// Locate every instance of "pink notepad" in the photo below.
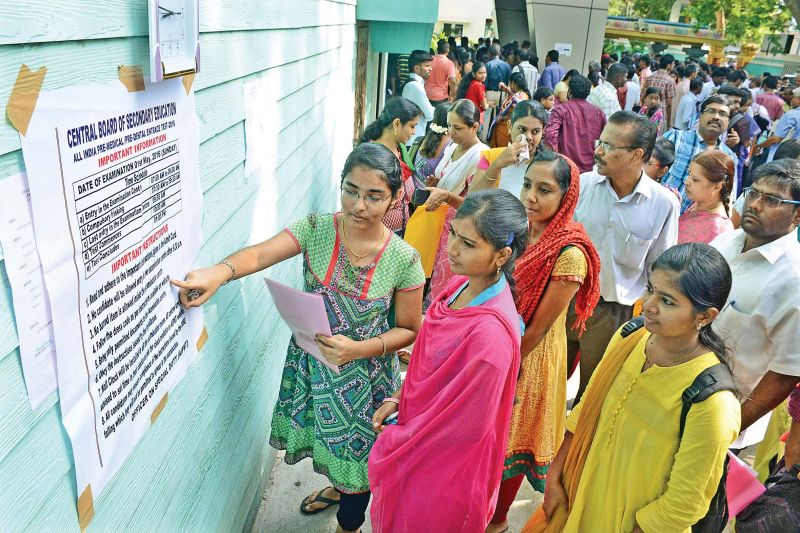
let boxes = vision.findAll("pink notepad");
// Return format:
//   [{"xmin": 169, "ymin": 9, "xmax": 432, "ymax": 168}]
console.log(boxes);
[
  {"xmin": 727, "ymin": 451, "xmax": 766, "ymax": 516},
  {"xmin": 265, "ymin": 278, "xmax": 339, "ymax": 374}
]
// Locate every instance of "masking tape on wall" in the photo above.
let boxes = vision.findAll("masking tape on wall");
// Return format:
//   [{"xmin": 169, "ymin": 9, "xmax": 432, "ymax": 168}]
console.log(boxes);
[
  {"xmin": 117, "ymin": 65, "xmax": 145, "ymax": 93},
  {"xmin": 6, "ymin": 64, "xmax": 46, "ymax": 136}
]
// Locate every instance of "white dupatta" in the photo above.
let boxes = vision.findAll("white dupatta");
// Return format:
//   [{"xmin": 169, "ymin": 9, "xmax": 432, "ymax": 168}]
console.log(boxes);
[{"xmin": 434, "ymin": 141, "xmax": 489, "ymax": 194}]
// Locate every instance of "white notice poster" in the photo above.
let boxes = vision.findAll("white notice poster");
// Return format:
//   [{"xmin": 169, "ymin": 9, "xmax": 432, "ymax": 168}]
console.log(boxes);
[
  {"xmin": 20, "ymin": 78, "xmax": 204, "ymax": 502},
  {"xmin": 555, "ymin": 42, "xmax": 573, "ymax": 57},
  {"xmin": 0, "ymin": 171, "xmax": 58, "ymax": 408}
]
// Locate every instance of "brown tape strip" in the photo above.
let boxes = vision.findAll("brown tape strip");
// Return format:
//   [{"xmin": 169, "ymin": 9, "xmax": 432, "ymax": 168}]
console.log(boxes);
[
  {"xmin": 182, "ymin": 73, "xmax": 195, "ymax": 95},
  {"xmin": 196, "ymin": 326, "xmax": 208, "ymax": 351},
  {"xmin": 78, "ymin": 484, "xmax": 94, "ymax": 532},
  {"xmin": 118, "ymin": 65, "xmax": 145, "ymax": 93},
  {"xmin": 150, "ymin": 392, "xmax": 169, "ymax": 424},
  {"xmin": 6, "ymin": 64, "xmax": 46, "ymax": 136}
]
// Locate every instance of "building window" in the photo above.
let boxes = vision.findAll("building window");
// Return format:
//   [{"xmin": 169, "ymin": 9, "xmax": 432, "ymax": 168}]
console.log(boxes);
[{"xmin": 442, "ymin": 23, "xmax": 464, "ymax": 37}]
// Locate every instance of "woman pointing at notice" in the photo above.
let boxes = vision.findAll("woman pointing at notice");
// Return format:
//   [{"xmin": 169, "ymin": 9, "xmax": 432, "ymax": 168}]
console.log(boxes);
[{"xmin": 171, "ymin": 143, "xmax": 425, "ymax": 533}]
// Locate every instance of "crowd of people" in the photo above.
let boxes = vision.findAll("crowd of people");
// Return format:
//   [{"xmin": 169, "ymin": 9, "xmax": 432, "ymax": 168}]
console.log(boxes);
[{"xmin": 170, "ymin": 37, "xmax": 800, "ymax": 533}]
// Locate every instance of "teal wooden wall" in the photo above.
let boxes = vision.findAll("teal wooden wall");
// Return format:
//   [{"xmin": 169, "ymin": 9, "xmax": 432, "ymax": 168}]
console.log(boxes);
[{"xmin": 0, "ymin": 1, "xmax": 357, "ymax": 530}]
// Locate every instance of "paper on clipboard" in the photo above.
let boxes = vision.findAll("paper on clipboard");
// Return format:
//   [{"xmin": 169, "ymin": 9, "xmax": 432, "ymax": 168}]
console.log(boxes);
[{"xmin": 265, "ymin": 278, "xmax": 339, "ymax": 374}]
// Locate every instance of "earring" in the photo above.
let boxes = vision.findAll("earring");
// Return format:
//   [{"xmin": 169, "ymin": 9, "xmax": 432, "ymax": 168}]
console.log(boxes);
[
  {"xmin": 496, "ymin": 265, "xmax": 501, "ymax": 277},
  {"xmin": 696, "ymin": 323, "xmax": 703, "ymax": 331}
]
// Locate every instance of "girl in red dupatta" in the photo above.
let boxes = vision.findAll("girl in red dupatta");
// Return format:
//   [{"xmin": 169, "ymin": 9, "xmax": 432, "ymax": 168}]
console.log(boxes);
[
  {"xmin": 488, "ymin": 150, "xmax": 601, "ymax": 533},
  {"xmin": 368, "ymin": 189, "xmax": 529, "ymax": 533}
]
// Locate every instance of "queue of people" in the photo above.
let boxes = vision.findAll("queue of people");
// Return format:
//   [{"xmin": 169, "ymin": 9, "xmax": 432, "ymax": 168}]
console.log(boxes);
[{"xmin": 170, "ymin": 41, "xmax": 800, "ymax": 533}]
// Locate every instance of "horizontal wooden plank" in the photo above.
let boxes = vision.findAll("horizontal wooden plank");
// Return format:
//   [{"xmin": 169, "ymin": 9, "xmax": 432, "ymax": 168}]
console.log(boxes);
[
  {"xmin": 0, "ymin": 25, "xmax": 355, "ymax": 156},
  {"xmin": 20, "ymin": 475, "xmax": 80, "ymax": 532},
  {"xmin": 0, "ymin": 262, "xmax": 17, "ymax": 359},
  {"xmin": 0, "ymin": 0, "xmax": 354, "ymax": 45},
  {"xmin": 0, "ymin": 349, "xmax": 58, "ymax": 463},
  {"xmin": 194, "ymin": 25, "xmax": 355, "ymax": 91},
  {"xmin": 0, "ymin": 407, "xmax": 72, "ymax": 531},
  {"xmin": 195, "ymin": 51, "xmax": 343, "ymax": 143}
]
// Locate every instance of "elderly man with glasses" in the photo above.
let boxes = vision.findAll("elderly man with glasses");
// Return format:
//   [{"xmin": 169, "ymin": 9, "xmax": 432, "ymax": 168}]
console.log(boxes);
[
  {"xmin": 662, "ymin": 95, "xmax": 739, "ymax": 212},
  {"xmin": 567, "ymin": 110, "xmax": 680, "ymax": 403},
  {"xmin": 710, "ymin": 158, "xmax": 800, "ymax": 452}
]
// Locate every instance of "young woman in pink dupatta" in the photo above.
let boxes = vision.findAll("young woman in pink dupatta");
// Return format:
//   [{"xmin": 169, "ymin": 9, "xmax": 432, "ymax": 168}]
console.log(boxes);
[{"xmin": 368, "ymin": 189, "xmax": 529, "ymax": 533}]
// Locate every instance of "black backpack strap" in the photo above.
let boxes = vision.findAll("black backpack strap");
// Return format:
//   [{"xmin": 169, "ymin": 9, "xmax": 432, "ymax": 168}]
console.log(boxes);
[
  {"xmin": 620, "ymin": 315, "xmax": 645, "ymax": 338},
  {"xmin": 679, "ymin": 363, "xmax": 736, "ymax": 440}
]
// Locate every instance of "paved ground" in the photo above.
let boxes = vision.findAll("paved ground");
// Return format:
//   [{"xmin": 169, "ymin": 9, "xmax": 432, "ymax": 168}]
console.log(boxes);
[
  {"xmin": 252, "ymin": 365, "xmax": 579, "ymax": 533},
  {"xmin": 253, "ymin": 449, "xmax": 543, "ymax": 533}
]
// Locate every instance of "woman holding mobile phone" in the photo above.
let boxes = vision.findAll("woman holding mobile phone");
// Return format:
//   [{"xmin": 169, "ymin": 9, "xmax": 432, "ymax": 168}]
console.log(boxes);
[
  {"xmin": 471, "ymin": 100, "xmax": 549, "ymax": 195},
  {"xmin": 369, "ymin": 189, "xmax": 528, "ymax": 533},
  {"xmin": 171, "ymin": 143, "xmax": 425, "ymax": 533}
]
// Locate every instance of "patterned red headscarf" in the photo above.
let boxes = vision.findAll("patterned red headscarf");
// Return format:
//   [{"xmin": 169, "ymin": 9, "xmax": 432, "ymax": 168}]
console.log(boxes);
[{"xmin": 513, "ymin": 155, "xmax": 601, "ymax": 334}]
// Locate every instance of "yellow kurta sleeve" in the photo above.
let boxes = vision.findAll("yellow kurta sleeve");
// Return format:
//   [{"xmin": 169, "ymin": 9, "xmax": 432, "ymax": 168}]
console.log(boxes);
[
  {"xmin": 565, "ymin": 396, "xmax": 583, "ymax": 434},
  {"xmin": 635, "ymin": 391, "xmax": 741, "ymax": 532}
]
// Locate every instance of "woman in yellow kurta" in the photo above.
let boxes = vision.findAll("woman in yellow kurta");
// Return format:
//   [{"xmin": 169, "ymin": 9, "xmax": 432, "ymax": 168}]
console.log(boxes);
[{"xmin": 523, "ymin": 243, "xmax": 741, "ymax": 533}]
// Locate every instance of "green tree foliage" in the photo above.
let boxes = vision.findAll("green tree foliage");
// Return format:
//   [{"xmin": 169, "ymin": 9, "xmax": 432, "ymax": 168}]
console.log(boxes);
[
  {"xmin": 684, "ymin": 0, "xmax": 792, "ymax": 44},
  {"xmin": 608, "ymin": 0, "xmax": 674, "ymax": 20}
]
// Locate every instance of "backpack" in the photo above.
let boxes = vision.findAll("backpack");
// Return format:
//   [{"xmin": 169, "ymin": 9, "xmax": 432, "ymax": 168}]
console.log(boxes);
[{"xmin": 621, "ymin": 317, "xmax": 736, "ymax": 533}]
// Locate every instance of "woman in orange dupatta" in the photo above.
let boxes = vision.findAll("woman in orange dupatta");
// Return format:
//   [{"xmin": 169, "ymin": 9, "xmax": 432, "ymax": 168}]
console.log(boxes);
[{"xmin": 523, "ymin": 243, "xmax": 740, "ymax": 533}]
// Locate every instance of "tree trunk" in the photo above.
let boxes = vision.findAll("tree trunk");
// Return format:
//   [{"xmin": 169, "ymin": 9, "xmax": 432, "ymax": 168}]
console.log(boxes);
[{"xmin": 786, "ymin": 0, "xmax": 800, "ymax": 29}]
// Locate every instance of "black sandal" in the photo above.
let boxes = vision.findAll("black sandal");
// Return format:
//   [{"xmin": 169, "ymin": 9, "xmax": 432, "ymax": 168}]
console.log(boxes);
[{"xmin": 299, "ymin": 486, "xmax": 340, "ymax": 515}]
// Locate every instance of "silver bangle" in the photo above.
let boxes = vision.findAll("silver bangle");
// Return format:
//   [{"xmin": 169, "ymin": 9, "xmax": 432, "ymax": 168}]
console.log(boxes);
[{"xmin": 220, "ymin": 260, "xmax": 236, "ymax": 284}]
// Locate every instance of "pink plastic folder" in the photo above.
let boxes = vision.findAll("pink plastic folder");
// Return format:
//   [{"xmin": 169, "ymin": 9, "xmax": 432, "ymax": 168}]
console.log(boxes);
[
  {"xmin": 727, "ymin": 450, "xmax": 766, "ymax": 516},
  {"xmin": 265, "ymin": 278, "xmax": 339, "ymax": 374}
]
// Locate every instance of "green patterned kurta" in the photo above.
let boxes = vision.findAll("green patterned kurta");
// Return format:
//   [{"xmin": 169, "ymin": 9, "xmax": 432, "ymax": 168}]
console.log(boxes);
[{"xmin": 269, "ymin": 213, "xmax": 424, "ymax": 493}]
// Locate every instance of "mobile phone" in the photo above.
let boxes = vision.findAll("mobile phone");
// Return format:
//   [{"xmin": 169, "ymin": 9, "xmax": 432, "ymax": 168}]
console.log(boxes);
[
  {"xmin": 516, "ymin": 133, "xmax": 530, "ymax": 162},
  {"xmin": 412, "ymin": 189, "xmax": 431, "ymax": 207},
  {"xmin": 383, "ymin": 412, "xmax": 399, "ymax": 425}
]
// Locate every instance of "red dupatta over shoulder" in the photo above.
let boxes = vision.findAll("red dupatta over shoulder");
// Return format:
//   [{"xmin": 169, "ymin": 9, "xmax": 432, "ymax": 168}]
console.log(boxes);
[
  {"xmin": 514, "ymin": 155, "xmax": 600, "ymax": 333},
  {"xmin": 368, "ymin": 275, "xmax": 522, "ymax": 533}
]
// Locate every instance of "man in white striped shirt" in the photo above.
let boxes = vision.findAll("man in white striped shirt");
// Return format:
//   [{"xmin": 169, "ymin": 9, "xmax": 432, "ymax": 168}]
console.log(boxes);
[
  {"xmin": 511, "ymin": 49, "xmax": 539, "ymax": 92},
  {"xmin": 588, "ymin": 63, "xmax": 626, "ymax": 118}
]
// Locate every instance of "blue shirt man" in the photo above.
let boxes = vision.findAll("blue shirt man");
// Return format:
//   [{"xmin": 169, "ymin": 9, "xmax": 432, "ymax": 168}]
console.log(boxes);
[
  {"xmin": 484, "ymin": 44, "xmax": 511, "ymax": 91},
  {"xmin": 662, "ymin": 95, "xmax": 738, "ymax": 212},
  {"xmin": 539, "ymin": 50, "xmax": 566, "ymax": 91}
]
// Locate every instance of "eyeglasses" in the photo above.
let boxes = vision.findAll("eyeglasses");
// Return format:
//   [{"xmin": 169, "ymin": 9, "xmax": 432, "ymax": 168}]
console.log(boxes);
[
  {"xmin": 743, "ymin": 187, "xmax": 800, "ymax": 208},
  {"xmin": 701, "ymin": 108, "xmax": 731, "ymax": 119},
  {"xmin": 645, "ymin": 159, "xmax": 665, "ymax": 168},
  {"xmin": 340, "ymin": 187, "xmax": 391, "ymax": 205},
  {"xmin": 594, "ymin": 139, "xmax": 635, "ymax": 152}
]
